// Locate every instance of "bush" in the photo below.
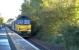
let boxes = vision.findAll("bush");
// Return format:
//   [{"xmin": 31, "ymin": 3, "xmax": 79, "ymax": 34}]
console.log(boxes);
[{"xmin": 61, "ymin": 24, "xmax": 79, "ymax": 50}]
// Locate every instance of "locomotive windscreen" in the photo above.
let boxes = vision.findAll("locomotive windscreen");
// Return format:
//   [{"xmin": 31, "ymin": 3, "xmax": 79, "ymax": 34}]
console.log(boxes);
[{"xmin": 15, "ymin": 20, "xmax": 31, "ymax": 24}]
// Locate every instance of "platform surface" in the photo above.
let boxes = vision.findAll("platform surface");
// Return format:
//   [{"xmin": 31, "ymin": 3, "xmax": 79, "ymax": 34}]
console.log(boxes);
[
  {"xmin": 0, "ymin": 26, "xmax": 40, "ymax": 50},
  {"xmin": 0, "ymin": 27, "xmax": 11, "ymax": 50},
  {"xmin": 7, "ymin": 29, "xmax": 40, "ymax": 50}
]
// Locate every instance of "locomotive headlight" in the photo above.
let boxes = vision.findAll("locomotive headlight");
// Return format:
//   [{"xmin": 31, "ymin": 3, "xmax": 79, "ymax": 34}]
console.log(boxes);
[
  {"xmin": 27, "ymin": 29, "xmax": 31, "ymax": 32},
  {"xmin": 27, "ymin": 29, "xmax": 31, "ymax": 34},
  {"xmin": 27, "ymin": 25, "xmax": 31, "ymax": 32},
  {"xmin": 27, "ymin": 25, "xmax": 31, "ymax": 33}
]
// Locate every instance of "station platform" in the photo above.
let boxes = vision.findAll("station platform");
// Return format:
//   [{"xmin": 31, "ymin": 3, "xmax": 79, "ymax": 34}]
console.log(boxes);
[
  {"xmin": 0, "ymin": 27, "xmax": 11, "ymax": 50},
  {"xmin": 0, "ymin": 27, "xmax": 40, "ymax": 50}
]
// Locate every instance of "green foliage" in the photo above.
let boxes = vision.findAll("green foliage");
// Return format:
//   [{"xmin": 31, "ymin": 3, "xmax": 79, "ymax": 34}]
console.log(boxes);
[
  {"xmin": 21, "ymin": 0, "xmax": 79, "ymax": 50},
  {"xmin": 0, "ymin": 18, "xmax": 3, "ymax": 24},
  {"xmin": 61, "ymin": 23, "xmax": 79, "ymax": 50}
]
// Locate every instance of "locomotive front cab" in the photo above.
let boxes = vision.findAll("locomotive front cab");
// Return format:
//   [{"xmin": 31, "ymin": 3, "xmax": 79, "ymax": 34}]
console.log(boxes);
[
  {"xmin": 15, "ymin": 16, "xmax": 32, "ymax": 37},
  {"xmin": 16, "ymin": 24, "xmax": 31, "ymax": 32}
]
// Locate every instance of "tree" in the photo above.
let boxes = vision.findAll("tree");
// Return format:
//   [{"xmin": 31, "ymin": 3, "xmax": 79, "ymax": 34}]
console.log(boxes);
[
  {"xmin": 21, "ymin": 1, "xmax": 79, "ymax": 49},
  {"xmin": 0, "ymin": 17, "xmax": 3, "ymax": 24}
]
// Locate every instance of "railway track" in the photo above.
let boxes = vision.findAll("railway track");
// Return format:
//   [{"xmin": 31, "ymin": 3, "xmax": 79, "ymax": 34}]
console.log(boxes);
[
  {"xmin": 25, "ymin": 37, "xmax": 65, "ymax": 50},
  {"xmin": 26, "ymin": 37, "xmax": 50, "ymax": 50}
]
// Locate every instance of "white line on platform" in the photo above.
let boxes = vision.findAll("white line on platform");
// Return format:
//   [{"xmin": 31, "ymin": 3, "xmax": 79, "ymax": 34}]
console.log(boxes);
[{"xmin": 0, "ymin": 33, "xmax": 6, "ymax": 35}]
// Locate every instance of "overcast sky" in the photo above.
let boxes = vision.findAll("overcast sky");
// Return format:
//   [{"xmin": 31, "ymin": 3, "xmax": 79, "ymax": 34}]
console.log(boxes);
[{"xmin": 0, "ymin": 0, "xmax": 23, "ymax": 22}]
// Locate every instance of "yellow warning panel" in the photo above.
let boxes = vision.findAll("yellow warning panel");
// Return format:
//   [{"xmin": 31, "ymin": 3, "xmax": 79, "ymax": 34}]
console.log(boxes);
[{"xmin": 16, "ymin": 25, "xmax": 31, "ymax": 31}]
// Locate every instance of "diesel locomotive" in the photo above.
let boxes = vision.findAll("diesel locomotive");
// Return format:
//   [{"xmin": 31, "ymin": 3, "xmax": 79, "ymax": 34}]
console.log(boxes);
[{"xmin": 9, "ymin": 16, "xmax": 32, "ymax": 37}]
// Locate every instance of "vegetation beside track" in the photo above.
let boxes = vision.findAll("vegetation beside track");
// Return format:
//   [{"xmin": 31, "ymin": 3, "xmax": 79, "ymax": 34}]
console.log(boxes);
[{"xmin": 21, "ymin": 0, "xmax": 79, "ymax": 50}]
